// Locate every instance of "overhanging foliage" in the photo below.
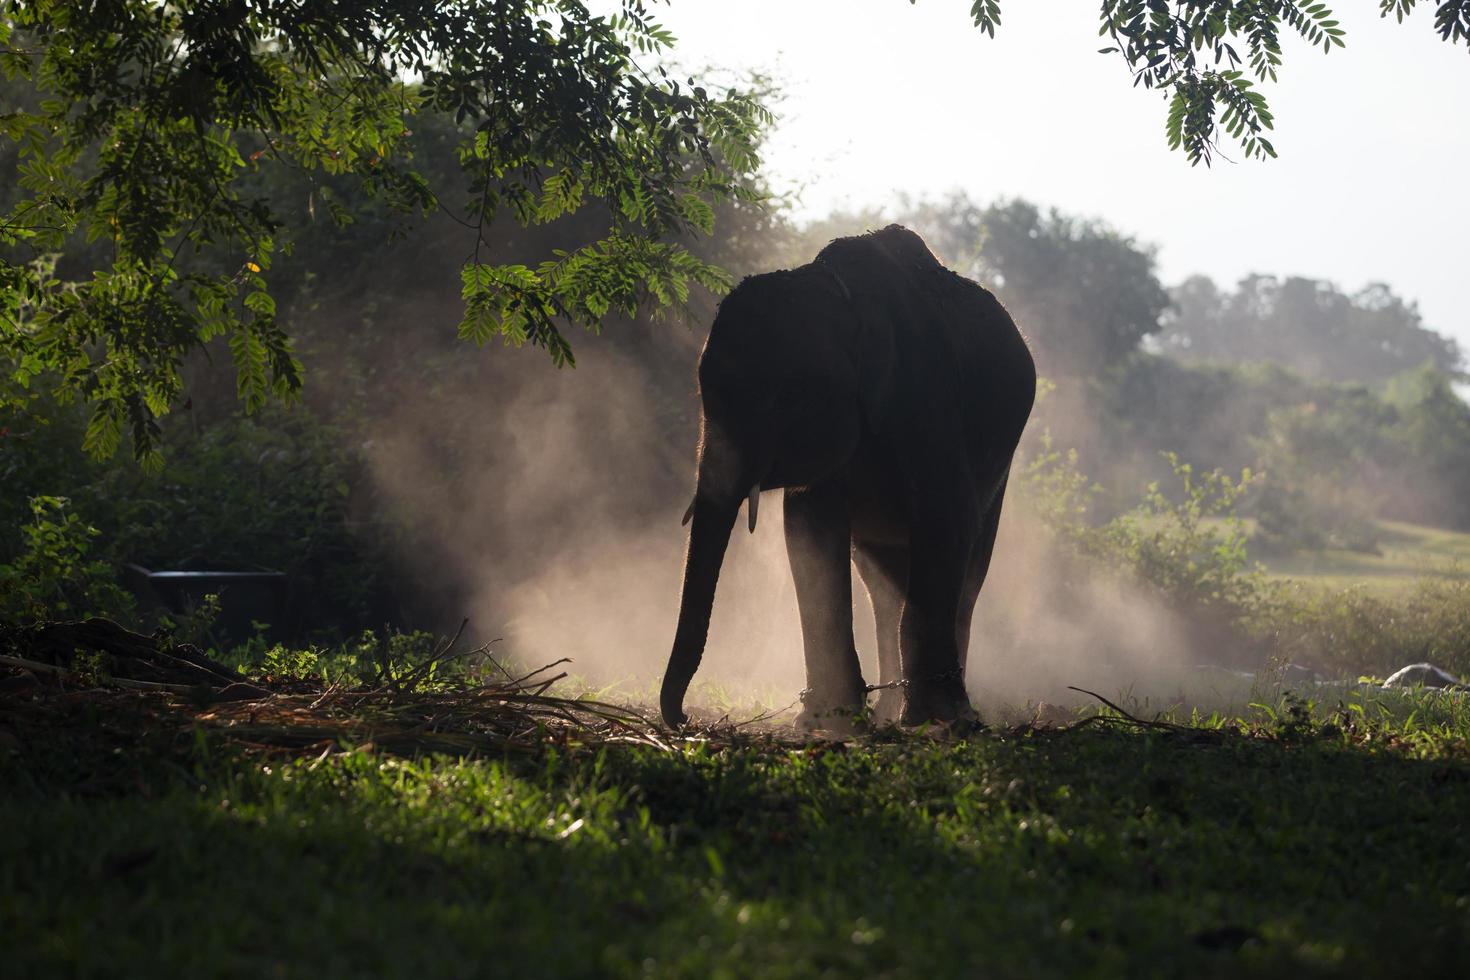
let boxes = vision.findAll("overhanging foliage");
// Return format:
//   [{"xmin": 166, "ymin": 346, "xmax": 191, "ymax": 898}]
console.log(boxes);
[
  {"xmin": 957, "ymin": 0, "xmax": 1470, "ymax": 165},
  {"xmin": 0, "ymin": 0, "xmax": 767, "ymax": 464}
]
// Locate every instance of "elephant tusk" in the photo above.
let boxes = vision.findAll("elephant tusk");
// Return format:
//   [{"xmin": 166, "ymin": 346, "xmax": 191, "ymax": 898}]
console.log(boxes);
[
  {"xmin": 747, "ymin": 484, "xmax": 760, "ymax": 533},
  {"xmin": 681, "ymin": 498, "xmax": 695, "ymax": 526}
]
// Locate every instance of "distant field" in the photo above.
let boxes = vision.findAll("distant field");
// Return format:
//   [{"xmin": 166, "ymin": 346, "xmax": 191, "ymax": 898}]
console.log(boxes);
[{"xmin": 1253, "ymin": 520, "xmax": 1470, "ymax": 595}]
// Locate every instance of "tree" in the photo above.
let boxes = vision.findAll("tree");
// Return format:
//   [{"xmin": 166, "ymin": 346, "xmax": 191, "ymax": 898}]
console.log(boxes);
[
  {"xmin": 977, "ymin": 200, "xmax": 1169, "ymax": 372},
  {"xmin": 1157, "ymin": 273, "xmax": 1462, "ymax": 382},
  {"xmin": 1, "ymin": 1, "xmax": 767, "ymax": 463},
  {"xmin": 895, "ymin": 195, "xmax": 1169, "ymax": 374},
  {"xmin": 958, "ymin": 0, "xmax": 1470, "ymax": 165},
  {"xmin": 801, "ymin": 194, "xmax": 1168, "ymax": 373}
]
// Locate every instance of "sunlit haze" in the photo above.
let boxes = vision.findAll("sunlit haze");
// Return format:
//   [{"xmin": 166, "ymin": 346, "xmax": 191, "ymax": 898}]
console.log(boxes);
[{"xmin": 647, "ymin": 0, "xmax": 1470, "ymax": 351}]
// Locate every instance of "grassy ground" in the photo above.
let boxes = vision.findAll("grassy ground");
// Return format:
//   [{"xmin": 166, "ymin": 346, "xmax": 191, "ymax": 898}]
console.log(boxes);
[
  {"xmin": 4, "ymin": 681, "xmax": 1470, "ymax": 979},
  {"xmin": 1254, "ymin": 519, "xmax": 1470, "ymax": 595}
]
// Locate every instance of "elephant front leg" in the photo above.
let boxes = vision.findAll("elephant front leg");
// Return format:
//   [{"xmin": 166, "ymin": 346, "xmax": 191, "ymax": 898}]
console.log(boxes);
[
  {"xmin": 784, "ymin": 483, "xmax": 867, "ymax": 733},
  {"xmin": 854, "ymin": 542, "xmax": 907, "ymax": 726}
]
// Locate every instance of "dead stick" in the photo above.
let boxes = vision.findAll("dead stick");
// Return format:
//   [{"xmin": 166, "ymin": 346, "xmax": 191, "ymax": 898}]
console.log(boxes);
[
  {"xmin": 509, "ymin": 658, "xmax": 573, "ymax": 688},
  {"xmin": 400, "ymin": 619, "xmax": 474, "ymax": 689},
  {"xmin": 1066, "ymin": 686, "xmax": 1195, "ymax": 733}
]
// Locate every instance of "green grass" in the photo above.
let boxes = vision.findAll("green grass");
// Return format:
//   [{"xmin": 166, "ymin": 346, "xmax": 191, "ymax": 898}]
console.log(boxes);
[
  {"xmin": 1251, "ymin": 519, "xmax": 1470, "ymax": 595},
  {"xmin": 4, "ymin": 690, "xmax": 1470, "ymax": 978}
]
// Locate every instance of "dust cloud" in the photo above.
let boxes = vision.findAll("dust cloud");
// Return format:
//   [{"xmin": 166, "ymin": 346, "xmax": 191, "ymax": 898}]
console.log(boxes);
[
  {"xmin": 361, "ymin": 332, "xmax": 808, "ymax": 711},
  {"xmin": 965, "ymin": 508, "xmax": 1207, "ymax": 719},
  {"xmin": 360, "ymin": 315, "xmax": 1245, "ymax": 725}
]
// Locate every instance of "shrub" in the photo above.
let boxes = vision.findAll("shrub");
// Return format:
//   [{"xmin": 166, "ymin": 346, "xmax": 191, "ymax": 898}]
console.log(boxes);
[
  {"xmin": 1099, "ymin": 452, "xmax": 1262, "ymax": 620},
  {"xmin": 1256, "ymin": 578, "xmax": 1470, "ymax": 679},
  {"xmin": 0, "ymin": 496, "xmax": 133, "ymax": 624},
  {"xmin": 217, "ymin": 627, "xmax": 474, "ymax": 691},
  {"xmin": 1017, "ymin": 427, "xmax": 1470, "ymax": 680}
]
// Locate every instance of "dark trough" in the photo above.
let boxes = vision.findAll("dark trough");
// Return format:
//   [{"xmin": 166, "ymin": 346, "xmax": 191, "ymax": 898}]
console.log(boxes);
[{"xmin": 122, "ymin": 564, "xmax": 289, "ymax": 644}]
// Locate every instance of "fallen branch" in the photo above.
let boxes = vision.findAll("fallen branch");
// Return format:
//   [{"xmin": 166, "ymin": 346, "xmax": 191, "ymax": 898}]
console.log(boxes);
[
  {"xmin": 0, "ymin": 618, "xmax": 243, "ymax": 687},
  {"xmin": 1064, "ymin": 686, "xmax": 1200, "ymax": 734},
  {"xmin": 1, "ymin": 620, "xmax": 804, "ymax": 760}
]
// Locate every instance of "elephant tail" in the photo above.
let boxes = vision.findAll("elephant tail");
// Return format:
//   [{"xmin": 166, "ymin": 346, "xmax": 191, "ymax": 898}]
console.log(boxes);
[{"xmin": 660, "ymin": 488, "xmax": 743, "ymax": 729}]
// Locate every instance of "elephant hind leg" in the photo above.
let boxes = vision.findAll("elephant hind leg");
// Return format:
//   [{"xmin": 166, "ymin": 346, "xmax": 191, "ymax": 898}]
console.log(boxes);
[
  {"xmin": 784, "ymin": 481, "xmax": 867, "ymax": 733},
  {"xmin": 956, "ymin": 474, "xmax": 1008, "ymax": 673},
  {"xmin": 854, "ymin": 542, "xmax": 907, "ymax": 725},
  {"xmin": 899, "ymin": 499, "xmax": 978, "ymax": 726}
]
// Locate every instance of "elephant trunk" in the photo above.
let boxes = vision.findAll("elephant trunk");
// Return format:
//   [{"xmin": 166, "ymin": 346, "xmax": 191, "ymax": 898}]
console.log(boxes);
[
  {"xmin": 662, "ymin": 413, "xmax": 764, "ymax": 728},
  {"xmin": 660, "ymin": 490, "xmax": 741, "ymax": 727}
]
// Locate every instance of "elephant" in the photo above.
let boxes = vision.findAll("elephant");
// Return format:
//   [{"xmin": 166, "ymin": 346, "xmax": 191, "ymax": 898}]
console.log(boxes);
[{"xmin": 659, "ymin": 225, "xmax": 1036, "ymax": 731}]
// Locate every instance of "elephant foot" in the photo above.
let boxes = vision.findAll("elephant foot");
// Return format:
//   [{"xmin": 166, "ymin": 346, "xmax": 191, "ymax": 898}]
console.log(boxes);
[
  {"xmin": 901, "ymin": 673, "xmax": 976, "ymax": 728},
  {"xmin": 794, "ymin": 686, "xmax": 868, "ymax": 737},
  {"xmin": 870, "ymin": 688, "xmax": 904, "ymax": 727},
  {"xmin": 795, "ymin": 709, "xmax": 868, "ymax": 738}
]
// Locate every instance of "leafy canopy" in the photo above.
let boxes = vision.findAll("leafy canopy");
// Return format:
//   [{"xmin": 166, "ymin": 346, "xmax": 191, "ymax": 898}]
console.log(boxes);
[
  {"xmin": 954, "ymin": 0, "xmax": 1470, "ymax": 165},
  {"xmin": 0, "ymin": 0, "xmax": 767, "ymax": 465}
]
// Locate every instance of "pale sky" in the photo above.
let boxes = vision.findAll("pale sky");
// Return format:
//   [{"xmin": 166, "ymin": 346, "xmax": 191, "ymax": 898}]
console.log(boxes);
[{"xmin": 647, "ymin": 0, "xmax": 1470, "ymax": 353}]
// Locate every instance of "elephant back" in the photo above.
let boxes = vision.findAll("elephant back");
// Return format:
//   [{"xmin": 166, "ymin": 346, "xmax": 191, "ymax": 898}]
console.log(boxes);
[{"xmin": 814, "ymin": 225, "xmax": 1036, "ymax": 488}]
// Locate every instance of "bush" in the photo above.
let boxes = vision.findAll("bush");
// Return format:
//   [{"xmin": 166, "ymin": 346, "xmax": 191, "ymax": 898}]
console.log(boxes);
[
  {"xmin": 1250, "ymin": 480, "xmax": 1381, "ymax": 556},
  {"xmin": 1256, "ymin": 578, "xmax": 1470, "ymax": 680},
  {"xmin": 214, "ymin": 626, "xmax": 478, "ymax": 692},
  {"xmin": 1017, "ymin": 427, "xmax": 1470, "ymax": 680},
  {"xmin": 1019, "ymin": 436, "xmax": 1262, "ymax": 619},
  {"xmin": 0, "ymin": 496, "xmax": 133, "ymax": 624},
  {"xmin": 1100, "ymin": 452, "xmax": 1262, "ymax": 620}
]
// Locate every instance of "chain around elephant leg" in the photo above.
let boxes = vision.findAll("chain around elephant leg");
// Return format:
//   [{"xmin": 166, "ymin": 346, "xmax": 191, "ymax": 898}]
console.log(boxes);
[{"xmin": 900, "ymin": 665, "xmax": 977, "ymax": 728}]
